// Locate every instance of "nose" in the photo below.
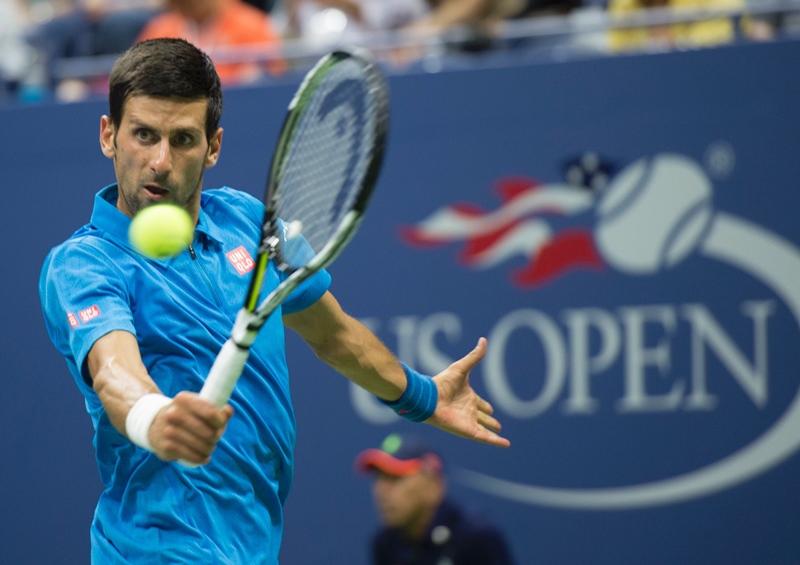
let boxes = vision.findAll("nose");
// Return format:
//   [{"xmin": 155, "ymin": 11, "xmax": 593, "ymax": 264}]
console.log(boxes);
[
  {"xmin": 150, "ymin": 139, "xmax": 172, "ymax": 177},
  {"xmin": 372, "ymin": 475, "xmax": 392, "ymax": 500}
]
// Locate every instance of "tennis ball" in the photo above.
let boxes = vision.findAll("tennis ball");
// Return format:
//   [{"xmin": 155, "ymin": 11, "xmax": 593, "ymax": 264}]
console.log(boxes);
[{"xmin": 129, "ymin": 204, "xmax": 194, "ymax": 259}]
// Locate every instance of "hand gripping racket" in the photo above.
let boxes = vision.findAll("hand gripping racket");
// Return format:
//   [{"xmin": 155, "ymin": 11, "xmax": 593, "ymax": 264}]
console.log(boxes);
[{"xmin": 199, "ymin": 48, "xmax": 389, "ymax": 411}]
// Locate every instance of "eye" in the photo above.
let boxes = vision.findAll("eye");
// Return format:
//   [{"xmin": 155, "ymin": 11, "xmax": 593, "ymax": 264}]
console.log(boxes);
[
  {"xmin": 173, "ymin": 133, "xmax": 196, "ymax": 147},
  {"xmin": 135, "ymin": 129, "xmax": 154, "ymax": 143}
]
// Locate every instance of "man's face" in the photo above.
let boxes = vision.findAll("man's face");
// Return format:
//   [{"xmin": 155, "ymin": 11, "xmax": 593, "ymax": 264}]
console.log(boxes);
[
  {"xmin": 100, "ymin": 95, "xmax": 222, "ymax": 220},
  {"xmin": 372, "ymin": 470, "xmax": 441, "ymax": 534}
]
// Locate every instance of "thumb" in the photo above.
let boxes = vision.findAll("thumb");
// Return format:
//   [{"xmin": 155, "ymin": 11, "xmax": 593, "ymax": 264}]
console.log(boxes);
[{"xmin": 450, "ymin": 337, "xmax": 487, "ymax": 374}]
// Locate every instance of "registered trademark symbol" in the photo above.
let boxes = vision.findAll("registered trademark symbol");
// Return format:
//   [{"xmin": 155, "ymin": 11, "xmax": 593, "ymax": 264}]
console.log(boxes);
[{"xmin": 704, "ymin": 141, "xmax": 735, "ymax": 179}]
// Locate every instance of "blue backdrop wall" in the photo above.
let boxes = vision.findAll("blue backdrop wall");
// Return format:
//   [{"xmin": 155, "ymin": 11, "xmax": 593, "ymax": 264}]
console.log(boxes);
[{"xmin": 1, "ymin": 38, "xmax": 799, "ymax": 564}]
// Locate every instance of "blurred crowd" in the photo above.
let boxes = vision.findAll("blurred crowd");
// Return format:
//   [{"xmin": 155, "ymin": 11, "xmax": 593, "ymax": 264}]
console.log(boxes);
[{"xmin": 1, "ymin": 0, "xmax": 798, "ymax": 105}]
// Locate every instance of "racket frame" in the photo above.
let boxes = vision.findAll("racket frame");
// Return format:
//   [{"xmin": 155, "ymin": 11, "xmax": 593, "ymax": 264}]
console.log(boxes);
[{"xmin": 196, "ymin": 48, "xmax": 389, "ymax": 408}]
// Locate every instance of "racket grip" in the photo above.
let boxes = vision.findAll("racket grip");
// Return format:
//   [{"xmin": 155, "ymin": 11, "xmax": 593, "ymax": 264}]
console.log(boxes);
[
  {"xmin": 199, "ymin": 339, "xmax": 251, "ymax": 407},
  {"xmin": 178, "ymin": 340, "xmax": 250, "ymax": 468}
]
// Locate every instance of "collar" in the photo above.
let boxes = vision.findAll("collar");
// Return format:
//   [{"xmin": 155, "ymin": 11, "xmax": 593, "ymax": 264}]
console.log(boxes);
[
  {"xmin": 196, "ymin": 190, "xmax": 226, "ymax": 248},
  {"xmin": 90, "ymin": 184, "xmax": 226, "ymax": 260}
]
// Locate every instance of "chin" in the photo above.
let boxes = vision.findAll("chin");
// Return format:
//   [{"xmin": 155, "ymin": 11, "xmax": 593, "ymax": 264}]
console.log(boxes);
[{"xmin": 379, "ymin": 513, "xmax": 405, "ymax": 529}]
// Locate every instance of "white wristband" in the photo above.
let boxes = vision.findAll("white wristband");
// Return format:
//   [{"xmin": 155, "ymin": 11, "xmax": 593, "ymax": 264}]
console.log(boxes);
[{"xmin": 125, "ymin": 393, "xmax": 172, "ymax": 452}]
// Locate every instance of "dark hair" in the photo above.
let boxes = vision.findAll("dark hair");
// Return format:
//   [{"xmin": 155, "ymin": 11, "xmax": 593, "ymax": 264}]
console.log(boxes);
[{"xmin": 108, "ymin": 38, "xmax": 223, "ymax": 140}]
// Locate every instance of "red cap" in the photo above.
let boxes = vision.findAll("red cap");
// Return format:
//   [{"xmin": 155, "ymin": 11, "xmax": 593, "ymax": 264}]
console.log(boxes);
[{"xmin": 354, "ymin": 434, "xmax": 442, "ymax": 477}]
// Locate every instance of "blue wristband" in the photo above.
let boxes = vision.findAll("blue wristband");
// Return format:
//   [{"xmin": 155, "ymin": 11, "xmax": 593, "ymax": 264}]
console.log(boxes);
[{"xmin": 379, "ymin": 363, "xmax": 438, "ymax": 422}]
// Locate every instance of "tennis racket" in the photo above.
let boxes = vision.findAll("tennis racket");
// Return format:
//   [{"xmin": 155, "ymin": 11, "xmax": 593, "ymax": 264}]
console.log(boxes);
[{"xmin": 199, "ymin": 48, "xmax": 389, "ymax": 412}]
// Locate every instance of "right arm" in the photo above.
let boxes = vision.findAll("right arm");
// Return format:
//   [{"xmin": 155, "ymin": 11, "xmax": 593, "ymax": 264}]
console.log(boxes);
[{"xmin": 87, "ymin": 330, "xmax": 233, "ymax": 465}]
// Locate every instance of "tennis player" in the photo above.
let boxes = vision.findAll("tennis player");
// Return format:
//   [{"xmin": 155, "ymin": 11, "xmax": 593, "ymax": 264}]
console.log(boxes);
[{"xmin": 38, "ymin": 38, "xmax": 509, "ymax": 564}]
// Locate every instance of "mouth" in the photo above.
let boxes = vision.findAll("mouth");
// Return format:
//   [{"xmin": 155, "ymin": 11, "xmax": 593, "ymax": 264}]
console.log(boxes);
[{"xmin": 143, "ymin": 184, "xmax": 169, "ymax": 200}]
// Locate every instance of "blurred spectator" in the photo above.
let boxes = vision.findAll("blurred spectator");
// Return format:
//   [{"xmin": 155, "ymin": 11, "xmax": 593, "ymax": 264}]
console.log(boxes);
[
  {"xmin": 0, "ymin": 0, "xmax": 37, "ymax": 101},
  {"xmin": 137, "ymin": 0, "xmax": 285, "ymax": 85},
  {"xmin": 242, "ymin": 0, "xmax": 276, "ymax": 12},
  {"xmin": 403, "ymin": 0, "xmax": 493, "ymax": 35},
  {"xmin": 355, "ymin": 433, "xmax": 516, "ymax": 565},
  {"xmin": 285, "ymin": 0, "xmax": 521, "ymax": 42},
  {"xmin": 607, "ymin": 0, "xmax": 744, "ymax": 52},
  {"xmin": 484, "ymin": 0, "xmax": 590, "ymax": 54},
  {"xmin": 497, "ymin": 0, "xmax": 583, "ymax": 19},
  {"xmin": 25, "ymin": 0, "xmax": 164, "ymax": 100},
  {"xmin": 742, "ymin": 4, "xmax": 800, "ymax": 40},
  {"xmin": 285, "ymin": 0, "xmax": 508, "ymax": 62},
  {"xmin": 27, "ymin": 1, "xmax": 163, "ymax": 62},
  {"xmin": 285, "ymin": 0, "xmax": 429, "ymax": 43},
  {"xmin": 87, "ymin": 1, "xmax": 165, "ymax": 54}
]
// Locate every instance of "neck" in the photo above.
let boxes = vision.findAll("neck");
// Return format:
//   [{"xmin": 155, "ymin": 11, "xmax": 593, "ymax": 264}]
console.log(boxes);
[{"xmin": 404, "ymin": 501, "xmax": 440, "ymax": 542}]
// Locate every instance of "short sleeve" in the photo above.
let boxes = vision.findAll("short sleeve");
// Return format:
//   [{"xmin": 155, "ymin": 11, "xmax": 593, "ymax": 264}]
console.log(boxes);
[
  {"xmin": 39, "ymin": 239, "xmax": 136, "ymax": 384},
  {"xmin": 209, "ymin": 188, "xmax": 333, "ymax": 315},
  {"xmin": 274, "ymin": 218, "xmax": 332, "ymax": 314}
]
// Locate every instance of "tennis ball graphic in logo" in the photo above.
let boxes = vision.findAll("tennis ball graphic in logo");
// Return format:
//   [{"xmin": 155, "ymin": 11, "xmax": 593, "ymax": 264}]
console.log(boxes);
[{"xmin": 595, "ymin": 154, "xmax": 714, "ymax": 274}]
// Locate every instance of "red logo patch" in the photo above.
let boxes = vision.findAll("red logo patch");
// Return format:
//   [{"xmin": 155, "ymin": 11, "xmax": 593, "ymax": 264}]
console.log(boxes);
[
  {"xmin": 78, "ymin": 305, "xmax": 101, "ymax": 323},
  {"xmin": 226, "ymin": 246, "xmax": 255, "ymax": 275},
  {"xmin": 67, "ymin": 312, "xmax": 79, "ymax": 328}
]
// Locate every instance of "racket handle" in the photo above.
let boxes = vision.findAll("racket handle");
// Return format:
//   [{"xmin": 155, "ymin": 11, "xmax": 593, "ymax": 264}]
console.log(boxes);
[
  {"xmin": 199, "ymin": 339, "xmax": 251, "ymax": 407},
  {"xmin": 178, "ymin": 340, "xmax": 250, "ymax": 468}
]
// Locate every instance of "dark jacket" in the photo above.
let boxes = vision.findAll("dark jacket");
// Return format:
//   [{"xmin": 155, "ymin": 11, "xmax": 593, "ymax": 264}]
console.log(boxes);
[{"xmin": 372, "ymin": 499, "xmax": 515, "ymax": 565}]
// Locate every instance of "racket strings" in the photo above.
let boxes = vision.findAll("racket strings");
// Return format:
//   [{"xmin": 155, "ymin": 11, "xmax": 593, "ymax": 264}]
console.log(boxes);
[{"xmin": 274, "ymin": 58, "xmax": 382, "ymax": 271}]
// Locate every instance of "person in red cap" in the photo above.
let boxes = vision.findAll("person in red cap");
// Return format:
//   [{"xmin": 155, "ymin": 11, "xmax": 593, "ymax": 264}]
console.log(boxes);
[{"xmin": 356, "ymin": 433, "xmax": 516, "ymax": 565}]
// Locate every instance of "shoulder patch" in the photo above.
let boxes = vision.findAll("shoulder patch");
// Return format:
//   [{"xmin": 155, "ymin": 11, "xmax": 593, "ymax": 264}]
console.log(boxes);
[{"xmin": 78, "ymin": 305, "xmax": 101, "ymax": 323}]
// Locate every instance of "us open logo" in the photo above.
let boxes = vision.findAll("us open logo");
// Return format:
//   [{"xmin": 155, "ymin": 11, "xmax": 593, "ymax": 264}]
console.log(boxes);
[{"xmin": 362, "ymin": 152, "xmax": 800, "ymax": 510}]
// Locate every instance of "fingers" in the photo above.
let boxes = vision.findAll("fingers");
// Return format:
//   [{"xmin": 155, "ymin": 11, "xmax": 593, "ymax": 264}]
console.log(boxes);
[
  {"xmin": 476, "ymin": 395, "xmax": 494, "ymax": 416},
  {"xmin": 155, "ymin": 414, "xmax": 217, "ymax": 464},
  {"xmin": 172, "ymin": 391, "xmax": 234, "ymax": 429},
  {"xmin": 432, "ymin": 337, "xmax": 511, "ymax": 447},
  {"xmin": 475, "ymin": 395, "xmax": 508, "ymax": 444},
  {"xmin": 473, "ymin": 426, "xmax": 512, "ymax": 448},
  {"xmin": 477, "ymin": 407, "xmax": 502, "ymax": 434},
  {"xmin": 150, "ymin": 392, "xmax": 233, "ymax": 464},
  {"xmin": 426, "ymin": 389, "xmax": 511, "ymax": 448}
]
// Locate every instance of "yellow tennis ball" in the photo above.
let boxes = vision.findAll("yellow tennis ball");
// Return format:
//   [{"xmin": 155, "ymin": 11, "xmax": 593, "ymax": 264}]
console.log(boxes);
[{"xmin": 129, "ymin": 204, "xmax": 194, "ymax": 259}]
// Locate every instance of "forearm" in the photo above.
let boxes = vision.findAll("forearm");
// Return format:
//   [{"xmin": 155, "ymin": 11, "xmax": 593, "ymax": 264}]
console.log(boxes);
[
  {"xmin": 87, "ymin": 330, "xmax": 161, "ymax": 436},
  {"xmin": 322, "ymin": 317, "xmax": 407, "ymax": 400},
  {"xmin": 284, "ymin": 292, "xmax": 407, "ymax": 401},
  {"xmin": 87, "ymin": 329, "xmax": 233, "ymax": 463},
  {"xmin": 287, "ymin": 294, "xmax": 510, "ymax": 446}
]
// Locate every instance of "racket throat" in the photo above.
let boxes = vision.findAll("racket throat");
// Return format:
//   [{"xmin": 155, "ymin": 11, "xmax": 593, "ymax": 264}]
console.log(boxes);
[{"xmin": 230, "ymin": 309, "xmax": 261, "ymax": 348}]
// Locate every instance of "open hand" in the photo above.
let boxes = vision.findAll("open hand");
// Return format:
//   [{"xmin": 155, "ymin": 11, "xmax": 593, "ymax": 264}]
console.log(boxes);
[{"xmin": 425, "ymin": 338, "xmax": 510, "ymax": 448}]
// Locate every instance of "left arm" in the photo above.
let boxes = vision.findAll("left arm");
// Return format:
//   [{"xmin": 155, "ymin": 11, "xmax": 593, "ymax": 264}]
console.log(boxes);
[
  {"xmin": 283, "ymin": 291, "xmax": 510, "ymax": 448},
  {"xmin": 283, "ymin": 291, "xmax": 408, "ymax": 401}
]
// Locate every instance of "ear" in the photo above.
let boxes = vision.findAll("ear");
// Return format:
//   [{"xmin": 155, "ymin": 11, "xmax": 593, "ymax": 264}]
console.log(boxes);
[
  {"xmin": 204, "ymin": 127, "xmax": 223, "ymax": 169},
  {"xmin": 99, "ymin": 115, "xmax": 116, "ymax": 159}
]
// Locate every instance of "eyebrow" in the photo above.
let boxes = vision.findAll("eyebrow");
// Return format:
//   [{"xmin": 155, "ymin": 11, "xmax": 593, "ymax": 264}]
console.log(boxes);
[{"xmin": 127, "ymin": 118, "xmax": 204, "ymax": 137}]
